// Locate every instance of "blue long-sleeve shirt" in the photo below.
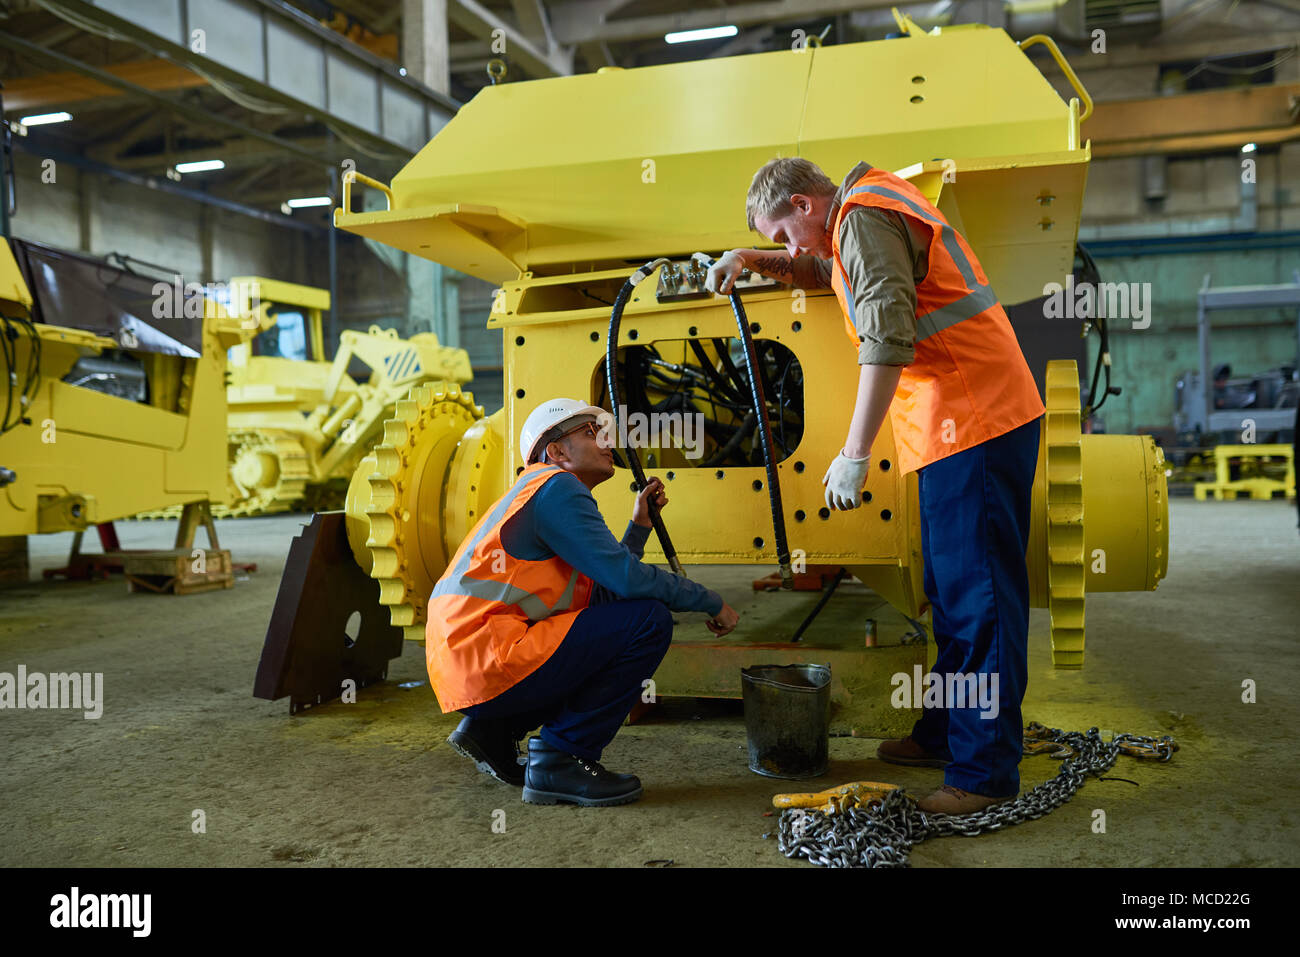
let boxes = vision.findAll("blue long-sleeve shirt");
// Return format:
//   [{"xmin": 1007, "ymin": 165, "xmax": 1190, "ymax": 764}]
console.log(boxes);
[{"xmin": 499, "ymin": 470, "xmax": 724, "ymax": 617}]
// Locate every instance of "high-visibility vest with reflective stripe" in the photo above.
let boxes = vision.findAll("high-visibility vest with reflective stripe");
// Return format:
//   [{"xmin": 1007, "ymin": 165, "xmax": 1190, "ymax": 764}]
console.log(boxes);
[
  {"xmin": 425, "ymin": 463, "xmax": 594, "ymax": 712},
  {"xmin": 830, "ymin": 165, "xmax": 1045, "ymax": 473}
]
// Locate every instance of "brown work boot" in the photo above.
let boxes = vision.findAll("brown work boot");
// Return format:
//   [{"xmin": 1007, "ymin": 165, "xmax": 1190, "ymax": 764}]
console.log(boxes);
[
  {"xmin": 876, "ymin": 736, "xmax": 950, "ymax": 768},
  {"xmin": 916, "ymin": 784, "xmax": 1016, "ymax": 815}
]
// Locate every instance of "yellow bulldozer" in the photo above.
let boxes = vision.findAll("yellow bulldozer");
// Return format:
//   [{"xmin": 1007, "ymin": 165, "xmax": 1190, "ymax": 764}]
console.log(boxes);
[
  {"xmin": 256, "ymin": 14, "xmax": 1168, "ymax": 731},
  {"xmin": 136, "ymin": 278, "xmax": 473, "ymax": 518}
]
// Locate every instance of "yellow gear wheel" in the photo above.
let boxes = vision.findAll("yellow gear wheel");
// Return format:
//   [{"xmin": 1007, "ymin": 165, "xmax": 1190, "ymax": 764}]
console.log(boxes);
[
  {"xmin": 350, "ymin": 384, "xmax": 507, "ymax": 641},
  {"xmin": 1040, "ymin": 360, "xmax": 1086, "ymax": 668}
]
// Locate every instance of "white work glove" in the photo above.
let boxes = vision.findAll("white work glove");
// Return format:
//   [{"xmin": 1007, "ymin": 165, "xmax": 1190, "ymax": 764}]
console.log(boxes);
[
  {"xmin": 823, "ymin": 451, "xmax": 871, "ymax": 511},
  {"xmin": 704, "ymin": 250, "xmax": 745, "ymax": 295}
]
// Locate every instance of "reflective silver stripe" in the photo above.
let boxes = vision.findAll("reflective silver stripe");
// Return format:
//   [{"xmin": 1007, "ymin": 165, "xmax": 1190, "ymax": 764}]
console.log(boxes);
[
  {"xmin": 431, "ymin": 465, "xmax": 580, "ymax": 620},
  {"xmin": 431, "ymin": 567, "xmax": 579, "ymax": 621},
  {"xmin": 834, "ymin": 256, "xmax": 853, "ymax": 298},
  {"xmin": 846, "ymin": 184, "xmax": 980, "ymax": 289},
  {"xmin": 837, "ymin": 180, "xmax": 1001, "ymax": 340},
  {"xmin": 915, "ymin": 282, "xmax": 999, "ymax": 341}
]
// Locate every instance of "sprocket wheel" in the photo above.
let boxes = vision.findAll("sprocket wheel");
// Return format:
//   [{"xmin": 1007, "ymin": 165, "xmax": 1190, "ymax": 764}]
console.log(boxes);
[
  {"xmin": 359, "ymin": 385, "xmax": 493, "ymax": 641},
  {"xmin": 1042, "ymin": 360, "xmax": 1086, "ymax": 668},
  {"xmin": 222, "ymin": 430, "xmax": 311, "ymax": 517}
]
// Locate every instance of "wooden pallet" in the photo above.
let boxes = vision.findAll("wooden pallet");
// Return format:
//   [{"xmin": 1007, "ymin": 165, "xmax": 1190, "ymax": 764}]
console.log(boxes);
[{"xmin": 124, "ymin": 547, "xmax": 234, "ymax": 595}]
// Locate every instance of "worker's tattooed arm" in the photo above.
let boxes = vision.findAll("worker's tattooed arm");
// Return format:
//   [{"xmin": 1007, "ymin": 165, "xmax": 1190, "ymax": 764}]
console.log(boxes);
[
  {"xmin": 735, "ymin": 249, "xmax": 830, "ymax": 290},
  {"xmin": 747, "ymin": 252, "xmax": 795, "ymax": 278}
]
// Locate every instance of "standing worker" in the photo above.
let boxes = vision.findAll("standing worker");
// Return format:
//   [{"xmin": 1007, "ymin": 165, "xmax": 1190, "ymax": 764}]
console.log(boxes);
[
  {"xmin": 427, "ymin": 397, "xmax": 741, "ymax": 807},
  {"xmin": 705, "ymin": 158, "xmax": 1045, "ymax": 814}
]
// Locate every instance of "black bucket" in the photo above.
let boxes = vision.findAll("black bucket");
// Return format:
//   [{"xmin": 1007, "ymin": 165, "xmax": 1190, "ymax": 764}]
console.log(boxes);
[{"xmin": 741, "ymin": 663, "xmax": 831, "ymax": 779}]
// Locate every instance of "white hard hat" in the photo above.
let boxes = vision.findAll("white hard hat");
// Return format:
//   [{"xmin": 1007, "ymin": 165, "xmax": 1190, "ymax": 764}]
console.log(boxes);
[{"xmin": 520, "ymin": 397, "xmax": 606, "ymax": 464}]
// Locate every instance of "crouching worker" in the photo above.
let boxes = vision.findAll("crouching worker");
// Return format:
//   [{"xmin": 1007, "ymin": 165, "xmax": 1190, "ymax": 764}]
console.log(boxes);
[{"xmin": 426, "ymin": 397, "xmax": 741, "ymax": 807}]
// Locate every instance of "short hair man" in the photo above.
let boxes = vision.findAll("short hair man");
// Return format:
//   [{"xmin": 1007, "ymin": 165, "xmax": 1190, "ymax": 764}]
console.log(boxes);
[
  {"xmin": 426, "ymin": 397, "xmax": 741, "ymax": 807},
  {"xmin": 706, "ymin": 157, "xmax": 1045, "ymax": 814}
]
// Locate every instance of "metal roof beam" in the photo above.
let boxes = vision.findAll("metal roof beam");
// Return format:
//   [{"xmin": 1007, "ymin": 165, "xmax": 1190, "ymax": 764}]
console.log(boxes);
[
  {"xmin": 449, "ymin": 0, "xmax": 575, "ymax": 76},
  {"xmin": 40, "ymin": 0, "xmax": 458, "ymax": 156}
]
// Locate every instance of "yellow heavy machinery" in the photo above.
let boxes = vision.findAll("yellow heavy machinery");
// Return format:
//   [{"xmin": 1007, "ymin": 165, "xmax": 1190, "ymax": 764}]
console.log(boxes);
[
  {"xmin": 138, "ymin": 278, "xmax": 474, "ymax": 517},
  {"xmin": 0, "ymin": 237, "xmax": 256, "ymax": 590},
  {"xmin": 258, "ymin": 14, "xmax": 1169, "ymax": 728}
]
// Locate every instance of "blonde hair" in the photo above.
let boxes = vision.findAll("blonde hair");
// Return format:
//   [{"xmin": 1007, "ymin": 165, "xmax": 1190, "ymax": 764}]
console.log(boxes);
[{"xmin": 745, "ymin": 157, "xmax": 836, "ymax": 232}]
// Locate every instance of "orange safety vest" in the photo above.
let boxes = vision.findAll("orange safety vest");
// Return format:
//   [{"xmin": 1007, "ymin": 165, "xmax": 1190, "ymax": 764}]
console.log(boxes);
[
  {"xmin": 830, "ymin": 165, "xmax": 1045, "ymax": 474},
  {"xmin": 425, "ymin": 463, "xmax": 594, "ymax": 712}
]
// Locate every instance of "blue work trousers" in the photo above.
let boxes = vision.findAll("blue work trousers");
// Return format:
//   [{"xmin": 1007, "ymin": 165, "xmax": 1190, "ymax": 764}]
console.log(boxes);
[
  {"xmin": 908, "ymin": 418, "xmax": 1040, "ymax": 796},
  {"xmin": 461, "ymin": 598, "xmax": 674, "ymax": 762}
]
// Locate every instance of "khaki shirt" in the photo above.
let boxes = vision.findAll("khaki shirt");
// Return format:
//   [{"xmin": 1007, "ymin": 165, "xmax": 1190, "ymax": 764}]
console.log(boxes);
[{"xmin": 789, "ymin": 161, "xmax": 929, "ymax": 366}]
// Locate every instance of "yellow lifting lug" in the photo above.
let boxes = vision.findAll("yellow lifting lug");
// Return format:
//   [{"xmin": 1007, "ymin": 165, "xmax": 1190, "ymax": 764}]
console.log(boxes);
[
  {"xmin": 773, "ymin": 781, "xmax": 902, "ymax": 816},
  {"xmin": 1019, "ymin": 33, "xmax": 1094, "ymax": 123},
  {"xmin": 338, "ymin": 168, "xmax": 394, "ymax": 219},
  {"xmin": 890, "ymin": 7, "xmax": 926, "ymax": 37}
]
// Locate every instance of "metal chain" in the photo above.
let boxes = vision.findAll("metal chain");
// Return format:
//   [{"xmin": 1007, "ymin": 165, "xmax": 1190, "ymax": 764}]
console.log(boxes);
[{"xmin": 775, "ymin": 723, "xmax": 1176, "ymax": 868}]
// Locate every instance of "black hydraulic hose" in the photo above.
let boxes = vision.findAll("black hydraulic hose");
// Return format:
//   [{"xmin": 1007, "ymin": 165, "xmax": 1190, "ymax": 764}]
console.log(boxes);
[
  {"xmin": 606, "ymin": 258, "xmax": 685, "ymax": 576},
  {"xmin": 688, "ymin": 338, "xmax": 748, "ymax": 404},
  {"xmin": 712, "ymin": 336, "xmax": 752, "ymax": 402},
  {"xmin": 692, "ymin": 253, "xmax": 793, "ymax": 589},
  {"xmin": 701, "ymin": 411, "xmax": 757, "ymax": 468}
]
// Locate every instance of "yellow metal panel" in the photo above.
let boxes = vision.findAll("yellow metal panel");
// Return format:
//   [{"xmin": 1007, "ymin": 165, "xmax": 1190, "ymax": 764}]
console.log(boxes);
[
  {"xmin": 49, "ymin": 380, "xmax": 188, "ymax": 449},
  {"xmin": 335, "ymin": 27, "xmax": 1088, "ymax": 289},
  {"xmin": 229, "ymin": 276, "xmax": 331, "ymax": 312},
  {"xmin": 799, "ymin": 28, "xmax": 1076, "ymax": 173},
  {"xmin": 0, "ymin": 241, "xmax": 33, "ymax": 309}
]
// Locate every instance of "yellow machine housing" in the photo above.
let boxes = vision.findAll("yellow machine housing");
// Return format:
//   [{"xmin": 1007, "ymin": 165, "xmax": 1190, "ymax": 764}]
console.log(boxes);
[{"xmin": 323, "ymin": 19, "xmax": 1169, "ymax": 727}]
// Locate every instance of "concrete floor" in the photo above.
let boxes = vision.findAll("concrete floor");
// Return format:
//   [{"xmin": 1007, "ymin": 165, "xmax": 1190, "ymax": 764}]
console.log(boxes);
[{"xmin": 1, "ymin": 498, "xmax": 1297, "ymax": 867}]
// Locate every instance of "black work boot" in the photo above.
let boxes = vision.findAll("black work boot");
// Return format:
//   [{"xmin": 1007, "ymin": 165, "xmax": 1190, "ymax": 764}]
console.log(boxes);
[
  {"xmin": 521, "ymin": 737, "xmax": 643, "ymax": 807},
  {"xmin": 447, "ymin": 716, "xmax": 525, "ymax": 786}
]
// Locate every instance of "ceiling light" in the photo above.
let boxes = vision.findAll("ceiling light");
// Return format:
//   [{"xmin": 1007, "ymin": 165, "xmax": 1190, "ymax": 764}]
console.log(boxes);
[
  {"xmin": 19, "ymin": 111, "xmax": 72, "ymax": 126},
  {"xmin": 665, "ymin": 26, "xmax": 738, "ymax": 44},
  {"xmin": 285, "ymin": 196, "xmax": 333, "ymax": 208},
  {"xmin": 174, "ymin": 159, "xmax": 225, "ymax": 173}
]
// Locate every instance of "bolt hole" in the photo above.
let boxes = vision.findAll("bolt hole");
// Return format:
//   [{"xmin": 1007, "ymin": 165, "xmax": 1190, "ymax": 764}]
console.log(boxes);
[
  {"xmin": 590, "ymin": 331, "xmax": 600, "ymax": 342},
  {"xmin": 749, "ymin": 322, "xmax": 761, "ymax": 334},
  {"xmin": 715, "ymin": 470, "xmax": 724, "ymax": 479},
  {"xmin": 880, "ymin": 459, "xmax": 891, "ymax": 471},
  {"xmin": 792, "ymin": 321, "xmax": 802, "ymax": 332},
  {"xmin": 628, "ymin": 329, "xmax": 638, "ymax": 340},
  {"xmin": 752, "ymin": 480, "xmax": 763, "ymax": 491},
  {"xmin": 881, "ymin": 509, "xmax": 892, "ymax": 521},
  {"xmin": 516, "ymin": 388, "xmax": 525, "ymax": 399},
  {"xmin": 753, "ymin": 537, "xmax": 764, "ymax": 548},
  {"xmin": 818, "ymin": 507, "xmax": 830, "ymax": 520},
  {"xmin": 666, "ymin": 471, "xmax": 675, "ymax": 480},
  {"xmin": 794, "ymin": 460, "xmax": 805, "ymax": 473},
  {"xmin": 910, "ymin": 95, "xmax": 924, "ymax": 104},
  {"xmin": 794, "ymin": 509, "xmax": 806, "ymax": 522},
  {"xmin": 912, "ymin": 75, "xmax": 925, "ymax": 84},
  {"xmin": 688, "ymin": 325, "xmax": 698, "ymax": 336},
  {"xmin": 515, "ymin": 335, "xmax": 525, "ymax": 346},
  {"xmin": 863, "ymin": 490, "xmax": 872, "ymax": 503}
]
